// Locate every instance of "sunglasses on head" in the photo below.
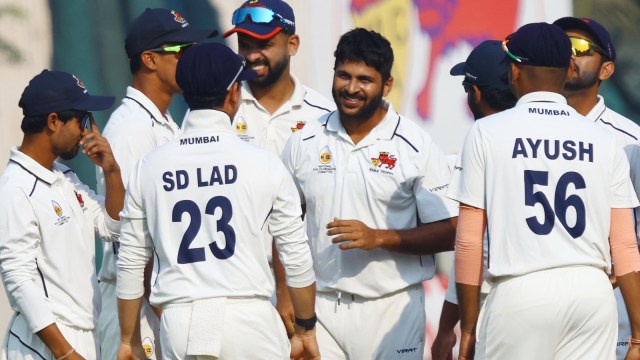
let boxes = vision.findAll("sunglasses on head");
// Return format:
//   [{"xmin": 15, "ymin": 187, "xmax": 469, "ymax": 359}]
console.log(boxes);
[
  {"xmin": 231, "ymin": 7, "xmax": 295, "ymax": 33},
  {"xmin": 502, "ymin": 35, "xmax": 527, "ymax": 63},
  {"xmin": 148, "ymin": 43, "xmax": 195, "ymax": 58},
  {"xmin": 569, "ymin": 37, "xmax": 607, "ymax": 58}
]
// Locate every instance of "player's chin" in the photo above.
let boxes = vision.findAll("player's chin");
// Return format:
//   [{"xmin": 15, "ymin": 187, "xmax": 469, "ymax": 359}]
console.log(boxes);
[{"xmin": 60, "ymin": 147, "xmax": 80, "ymax": 160}]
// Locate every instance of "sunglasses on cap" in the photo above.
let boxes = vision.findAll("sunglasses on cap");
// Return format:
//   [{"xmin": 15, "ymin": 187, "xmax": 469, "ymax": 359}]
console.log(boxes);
[
  {"xmin": 502, "ymin": 35, "xmax": 526, "ymax": 63},
  {"xmin": 148, "ymin": 43, "xmax": 195, "ymax": 58},
  {"xmin": 569, "ymin": 37, "xmax": 607, "ymax": 58},
  {"xmin": 231, "ymin": 7, "xmax": 295, "ymax": 33}
]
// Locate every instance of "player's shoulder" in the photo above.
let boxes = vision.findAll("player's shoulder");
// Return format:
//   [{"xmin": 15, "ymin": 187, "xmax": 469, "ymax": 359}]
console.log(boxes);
[
  {"xmin": 392, "ymin": 112, "xmax": 436, "ymax": 153},
  {"xmin": 103, "ymin": 100, "xmax": 155, "ymax": 139},
  {"xmin": 301, "ymin": 85, "xmax": 336, "ymax": 113},
  {"xmin": 292, "ymin": 111, "xmax": 334, "ymax": 142},
  {"xmin": 598, "ymin": 107, "xmax": 640, "ymax": 143}
]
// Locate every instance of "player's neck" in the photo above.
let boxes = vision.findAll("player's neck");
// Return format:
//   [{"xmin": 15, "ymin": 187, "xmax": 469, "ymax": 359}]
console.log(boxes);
[
  {"xmin": 19, "ymin": 135, "xmax": 56, "ymax": 170},
  {"xmin": 132, "ymin": 76, "xmax": 173, "ymax": 118},
  {"xmin": 563, "ymin": 86, "xmax": 599, "ymax": 117},
  {"xmin": 249, "ymin": 72, "xmax": 295, "ymax": 115},
  {"xmin": 341, "ymin": 105, "xmax": 388, "ymax": 145}
]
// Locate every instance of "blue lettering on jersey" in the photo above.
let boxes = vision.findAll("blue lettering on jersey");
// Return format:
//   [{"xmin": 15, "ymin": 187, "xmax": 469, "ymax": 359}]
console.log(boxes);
[
  {"xmin": 528, "ymin": 107, "xmax": 570, "ymax": 116},
  {"xmin": 162, "ymin": 170, "xmax": 190, "ymax": 191},
  {"xmin": 180, "ymin": 136, "xmax": 220, "ymax": 145},
  {"xmin": 164, "ymin": 165, "xmax": 237, "ymax": 191},
  {"xmin": 512, "ymin": 138, "xmax": 593, "ymax": 162}
]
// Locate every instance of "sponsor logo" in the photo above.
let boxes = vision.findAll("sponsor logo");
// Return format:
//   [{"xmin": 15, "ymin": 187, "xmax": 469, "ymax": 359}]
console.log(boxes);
[
  {"xmin": 235, "ymin": 118, "xmax": 248, "ymax": 134},
  {"xmin": 319, "ymin": 146, "xmax": 332, "ymax": 164},
  {"xmin": 313, "ymin": 145, "xmax": 336, "ymax": 173},
  {"xmin": 371, "ymin": 151, "xmax": 397, "ymax": 169},
  {"xmin": 52, "ymin": 200, "xmax": 70, "ymax": 226},
  {"xmin": 396, "ymin": 347, "xmax": 418, "ymax": 354},
  {"xmin": 52, "ymin": 200, "xmax": 63, "ymax": 217},
  {"xmin": 291, "ymin": 121, "xmax": 306, "ymax": 132},
  {"xmin": 142, "ymin": 336, "xmax": 154, "ymax": 358}
]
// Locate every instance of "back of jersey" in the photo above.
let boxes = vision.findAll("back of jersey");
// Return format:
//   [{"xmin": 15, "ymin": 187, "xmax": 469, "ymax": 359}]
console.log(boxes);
[
  {"xmin": 127, "ymin": 123, "xmax": 304, "ymax": 306},
  {"xmin": 451, "ymin": 93, "xmax": 637, "ymax": 278}
]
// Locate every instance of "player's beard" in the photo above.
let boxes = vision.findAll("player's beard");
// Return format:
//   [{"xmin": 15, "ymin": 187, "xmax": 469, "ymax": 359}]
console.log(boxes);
[
  {"xmin": 332, "ymin": 86, "xmax": 384, "ymax": 122},
  {"xmin": 247, "ymin": 55, "xmax": 288, "ymax": 89},
  {"xmin": 59, "ymin": 144, "xmax": 80, "ymax": 160},
  {"xmin": 564, "ymin": 63, "xmax": 599, "ymax": 91}
]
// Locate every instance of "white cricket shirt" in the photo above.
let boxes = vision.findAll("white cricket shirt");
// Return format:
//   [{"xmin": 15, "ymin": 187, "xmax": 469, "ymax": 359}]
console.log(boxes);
[
  {"xmin": 448, "ymin": 92, "xmax": 639, "ymax": 278},
  {"xmin": 587, "ymin": 95, "xmax": 640, "ymax": 241},
  {"xmin": 282, "ymin": 102, "xmax": 459, "ymax": 298},
  {"xmin": 0, "ymin": 148, "xmax": 120, "ymax": 333},
  {"xmin": 96, "ymin": 86, "xmax": 181, "ymax": 282},
  {"xmin": 117, "ymin": 110, "xmax": 315, "ymax": 306},
  {"xmin": 232, "ymin": 75, "xmax": 335, "ymax": 157}
]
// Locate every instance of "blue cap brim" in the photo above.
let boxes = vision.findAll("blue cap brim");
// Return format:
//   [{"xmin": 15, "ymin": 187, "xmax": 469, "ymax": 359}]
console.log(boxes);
[
  {"xmin": 237, "ymin": 68, "xmax": 259, "ymax": 82},
  {"xmin": 72, "ymin": 95, "xmax": 116, "ymax": 112},
  {"xmin": 222, "ymin": 22, "xmax": 282, "ymax": 39},
  {"xmin": 450, "ymin": 62, "xmax": 466, "ymax": 76},
  {"xmin": 160, "ymin": 28, "xmax": 218, "ymax": 45}
]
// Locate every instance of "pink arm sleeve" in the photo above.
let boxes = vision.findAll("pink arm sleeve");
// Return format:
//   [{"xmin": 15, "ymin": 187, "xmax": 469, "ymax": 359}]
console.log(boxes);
[
  {"xmin": 455, "ymin": 205, "xmax": 486, "ymax": 286},
  {"xmin": 610, "ymin": 208, "xmax": 640, "ymax": 277}
]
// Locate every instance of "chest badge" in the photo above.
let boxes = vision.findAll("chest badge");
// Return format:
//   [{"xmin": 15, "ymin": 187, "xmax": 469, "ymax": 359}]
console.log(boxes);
[
  {"xmin": 371, "ymin": 152, "xmax": 397, "ymax": 170},
  {"xmin": 291, "ymin": 121, "xmax": 306, "ymax": 132}
]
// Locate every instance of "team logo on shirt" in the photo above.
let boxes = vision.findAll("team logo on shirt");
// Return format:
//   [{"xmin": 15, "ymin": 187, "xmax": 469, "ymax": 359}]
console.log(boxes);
[
  {"xmin": 371, "ymin": 152, "xmax": 397, "ymax": 169},
  {"xmin": 52, "ymin": 200, "xmax": 70, "ymax": 226},
  {"xmin": 74, "ymin": 191, "xmax": 85, "ymax": 208},
  {"xmin": 291, "ymin": 121, "xmax": 306, "ymax": 132},
  {"xmin": 142, "ymin": 337, "xmax": 154, "ymax": 358},
  {"xmin": 313, "ymin": 145, "xmax": 336, "ymax": 174}
]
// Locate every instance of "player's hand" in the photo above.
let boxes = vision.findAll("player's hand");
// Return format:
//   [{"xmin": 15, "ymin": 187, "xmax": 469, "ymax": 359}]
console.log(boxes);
[
  {"xmin": 327, "ymin": 218, "xmax": 383, "ymax": 250},
  {"xmin": 457, "ymin": 330, "xmax": 475, "ymax": 360},
  {"xmin": 117, "ymin": 342, "xmax": 147, "ymax": 360},
  {"xmin": 626, "ymin": 343, "xmax": 640, "ymax": 360},
  {"xmin": 431, "ymin": 329, "xmax": 456, "ymax": 360},
  {"xmin": 276, "ymin": 289, "xmax": 296, "ymax": 338},
  {"xmin": 292, "ymin": 326, "xmax": 320, "ymax": 360},
  {"xmin": 80, "ymin": 115, "xmax": 119, "ymax": 174},
  {"xmin": 66, "ymin": 351, "xmax": 86, "ymax": 360}
]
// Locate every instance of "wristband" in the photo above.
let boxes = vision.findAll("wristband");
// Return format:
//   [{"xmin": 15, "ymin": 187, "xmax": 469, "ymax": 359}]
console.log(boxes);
[
  {"xmin": 57, "ymin": 348, "xmax": 75, "ymax": 360},
  {"xmin": 294, "ymin": 314, "xmax": 317, "ymax": 331},
  {"xmin": 630, "ymin": 337, "xmax": 640, "ymax": 345}
]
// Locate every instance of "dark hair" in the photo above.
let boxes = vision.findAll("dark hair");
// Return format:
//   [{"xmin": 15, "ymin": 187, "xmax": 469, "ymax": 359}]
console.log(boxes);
[
  {"xmin": 477, "ymin": 86, "xmax": 517, "ymax": 111},
  {"xmin": 20, "ymin": 110, "xmax": 79, "ymax": 134},
  {"xmin": 129, "ymin": 54, "xmax": 143, "ymax": 74},
  {"xmin": 334, "ymin": 28, "xmax": 394, "ymax": 81},
  {"xmin": 183, "ymin": 90, "xmax": 229, "ymax": 110}
]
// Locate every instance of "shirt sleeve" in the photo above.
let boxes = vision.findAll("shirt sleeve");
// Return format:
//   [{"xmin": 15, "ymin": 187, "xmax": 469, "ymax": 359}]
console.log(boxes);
[
  {"xmin": 116, "ymin": 160, "xmax": 152, "ymax": 299},
  {"xmin": 610, "ymin": 145, "xmax": 640, "ymax": 209},
  {"xmin": 415, "ymin": 140, "xmax": 460, "ymax": 223},
  {"xmin": 269, "ymin": 161, "xmax": 315, "ymax": 288},
  {"xmin": 0, "ymin": 189, "xmax": 56, "ymax": 333},
  {"xmin": 281, "ymin": 131, "xmax": 305, "ymax": 205},
  {"xmin": 447, "ymin": 122, "xmax": 487, "ymax": 209}
]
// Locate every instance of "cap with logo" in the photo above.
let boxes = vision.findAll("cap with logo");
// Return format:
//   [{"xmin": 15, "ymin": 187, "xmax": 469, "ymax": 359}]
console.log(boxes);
[
  {"xmin": 223, "ymin": 0, "xmax": 295, "ymax": 39},
  {"xmin": 450, "ymin": 40, "xmax": 510, "ymax": 90},
  {"xmin": 553, "ymin": 17, "xmax": 615, "ymax": 61},
  {"xmin": 176, "ymin": 42, "xmax": 258, "ymax": 96},
  {"xmin": 19, "ymin": 70, "xmax": 115, "ymax": 116},
  {"xmin": 125, "ymin": 8, "xmax": 218, "ymax": 59},
  {"xmin": 502, "ymin": 22, "xmax": 572, "ymax": 68}
]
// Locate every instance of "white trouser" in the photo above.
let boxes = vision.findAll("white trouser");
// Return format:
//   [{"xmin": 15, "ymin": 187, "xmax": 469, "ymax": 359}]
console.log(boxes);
[
  {"xmin": 2, "ymin": 312, "xmax": 97, "ymax": 360},
  {"xmin": 160, "ymin": 297, "xmax": 289, "ymax": 359},
  {"xmin": 476, "ymin": 266, "xmax": 617, "ymax": 360},
  {"xmin": 316, "ymin": 284, "xmax": 425, "ymax": 360},
  {"xmin": 97, "ymin": 281, "xmax": 160, "ymax": 360}
]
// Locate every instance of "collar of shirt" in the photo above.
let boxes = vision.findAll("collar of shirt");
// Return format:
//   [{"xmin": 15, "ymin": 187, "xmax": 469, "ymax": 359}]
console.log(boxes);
[
  {"xmin": 124, "ymin": 86, "xmax": 173, "ymax": 126},
  {"xmin": 516, "ymin": 91, "xmax": 568, "ymax": 106},
  {"xmin": 240, "ymin": 73, "xmax": 306, "ymax": 111},
  {"xmin": 182, "ymin": 109, "xmax": 235, "ymax": 135},
  {"xmin": 9, "ymin": 147, "xmax": 61, "ymax": 185},
  {"xmin": 324, "ymin": 100, "xmax": 399, "ymax": 147},
  {"xmin": 584, "ymin": 95, "xmax": 606, "ymax": 122}
]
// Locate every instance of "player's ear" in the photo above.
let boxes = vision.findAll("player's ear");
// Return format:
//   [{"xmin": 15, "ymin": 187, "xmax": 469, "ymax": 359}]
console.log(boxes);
[
  {"xmin": 46, "ymin": 112, "xmax": 61, "ymax": 133},
  {"xmin": 287, "ymin": 34, "xmax": 300, "ymax": 56},
  {"xmin": 140, "ymin": 51, "xmax": 158, "ymax": 71},
  {"xmin": 471, "ymin": 85, "xmax": 482, "ymax": 104},
  {"xmin": 599, "ymin": 60, "xmax": 614, "ymax": 81},
  {"xmin": 383, "ymin": 75, "xmax": 393, "ymax": 97}
]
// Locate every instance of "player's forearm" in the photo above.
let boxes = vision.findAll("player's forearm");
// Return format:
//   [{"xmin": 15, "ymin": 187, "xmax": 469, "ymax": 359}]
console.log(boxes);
[
  {"xmin": 288, "ymin": 283, "xmax": 316, "ymax": 320},
  {"xmin": 379, "ymin": 217, "xmax": 457, "ymax": 254},
  {"xmin": 117, "ymin": 297, "xmax": 143, "ymax": 345},
  {"xmin": 103, "ymin": 167, "xmax": 125, "ymax": 220},
  {"xmin": 617, "ymin": 271, "xmax": 640, "ymax": 339},
  {"xmin": 37, "ymin": 323, "xmax": 74, "ymax": 358},
  {"xmin": 456, "ymin": 283, "xmax": 480, "ymax": 335},
  {"xmin": 437, "ymin": 300, "xmax": 461, "ymax": 333}
]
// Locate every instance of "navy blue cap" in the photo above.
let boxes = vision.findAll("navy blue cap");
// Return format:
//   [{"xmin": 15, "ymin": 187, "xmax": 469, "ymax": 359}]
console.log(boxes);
[
  {"xmin": 19, "ymin": 70, "xmax": 115, "ymax": 116},
  {"xmin": 450, "ymin": 40, "xmax": 510, "ymax": 90},
  {"xmin": 504, "ymin": 22, "xmax": 572, "ymax": 68},
  {"xmin": 176, "ymin": 43, "xmax": 258, "ymax": 96},
  {"xmin": 223, "ymin": 0, "xmax": 295, "ymax": 39},
  {"xmin": 553, "ymin": 17, "xmax": 616, "ymax": 61},
  {"xmin": 125, "ymin": 8, "xmax": 218, "ymax": 58}
]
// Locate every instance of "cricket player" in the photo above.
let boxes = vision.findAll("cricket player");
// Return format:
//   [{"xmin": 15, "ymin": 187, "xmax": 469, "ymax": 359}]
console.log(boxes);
[
  {"xmin": 0, "ymin": 70, "xmax": 123, "ymax": 359},
  {"xmin": 282, "ymin": 28, "xmax": 459, "ymax": 359},
  {"xmin": 116, "ymin": 42, "xmax": 319, "ymax": 360},
  {"xmin": 449, "ymin": 22, "xmax": 640, "ymax": 360},
  {"xmin": 554, "ymin": 17, "xmax": 640, "ymax": 359}
]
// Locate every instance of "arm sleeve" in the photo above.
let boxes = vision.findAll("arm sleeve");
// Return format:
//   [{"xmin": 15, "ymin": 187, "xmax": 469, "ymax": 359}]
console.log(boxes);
[
  {"xmin": 415, "ymin": 141, "xmax": 459, "ymax": 223},
  {"xmin": 610, "ymin": 208, "xmax": 640, "ymax": 277},
  {"xmin": 455, "ymin": 205, "xmax": 486, "ymax": 286},
  {"xmin": 270, "ymin": 162, "xmax": 315, "ymax": 288},
  {"xmin": 116, "ymin": 161, "xmax": 152, "ymax": 299},
  {"xmin": 0, "ymin": 190, "xmax": 56, "ymax": 333}
]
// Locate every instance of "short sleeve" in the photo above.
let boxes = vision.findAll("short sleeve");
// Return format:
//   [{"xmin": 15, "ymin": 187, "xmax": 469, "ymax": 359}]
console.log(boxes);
[{"xmin": 447, "ymin": 123, "xmax": 487, "ymax": 209}]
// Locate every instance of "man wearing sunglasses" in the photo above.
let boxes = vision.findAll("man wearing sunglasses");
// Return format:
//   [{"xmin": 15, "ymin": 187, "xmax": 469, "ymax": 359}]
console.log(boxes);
[
  {"xmin": 95, "ymin": 8, "xmax": 217, "ymax": 360},
  {"xmin": 449, "ymin": 22, "xmax": 640, "ymax": 360},
  {"xmin": 223, "ymin": 0, "xmax": 335, "ymax": 340},
  {"xmin": 554, "ymin": 16, "xmax": 640, "ymax": 360},
  {"xmin": 0, "ymin": 70, "xmax": 123, "ymax": 359}
]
